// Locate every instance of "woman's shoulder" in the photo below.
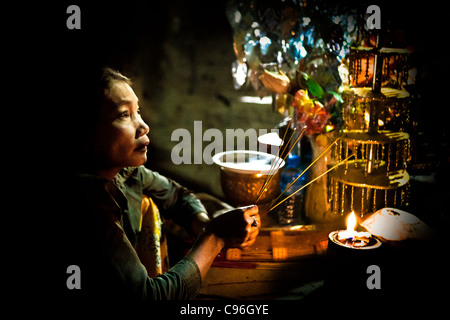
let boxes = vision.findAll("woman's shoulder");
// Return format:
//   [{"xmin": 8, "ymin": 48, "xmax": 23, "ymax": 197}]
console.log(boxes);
[{"xmin": 119, "ymin": 166, "xmax": 161, "ymax": 184}]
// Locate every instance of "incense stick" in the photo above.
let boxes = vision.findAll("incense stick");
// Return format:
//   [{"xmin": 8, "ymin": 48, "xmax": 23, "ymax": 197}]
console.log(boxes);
[
  {"xmin": 267, "ymin": 153, "xmax": 355, "ymax": 213},
  {"xmin": 267, "ymin": 136, "xmax": 342, "ymax": 209},
  {"xmin": 255, "ymin": 118, "xmax": 293, "ymax": 203},
  {"xmin": 255, "ymin": 125, "xmax": 290, "ymax": 203},
  {"xmin": 256, "ymin": 126, "xmax": 306, "ymax": 204},
  {"xmin": 261, "ymin": 118, "xmax": 292, "ymax": 181}
]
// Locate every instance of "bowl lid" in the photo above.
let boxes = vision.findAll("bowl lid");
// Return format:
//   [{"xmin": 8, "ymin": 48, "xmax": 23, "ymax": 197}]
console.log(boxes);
[
  {"xmin": 212, "ymin": 150, "xmax": 285, "ymax": 174},
  {"xmin": 257, "ymin": 132, "xmax": 283, "ymax": 146}
]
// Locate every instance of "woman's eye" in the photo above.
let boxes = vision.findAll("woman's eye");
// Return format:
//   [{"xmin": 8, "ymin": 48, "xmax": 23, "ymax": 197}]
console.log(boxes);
[{"xmin": 119, "ymin": 111, "xmax": 130, "ymax": 118}]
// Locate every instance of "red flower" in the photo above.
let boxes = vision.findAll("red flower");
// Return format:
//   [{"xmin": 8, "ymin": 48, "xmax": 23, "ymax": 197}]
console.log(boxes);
[{"xmin": 292, "ymin": 90, "xmax": 330, "ymax": 135}]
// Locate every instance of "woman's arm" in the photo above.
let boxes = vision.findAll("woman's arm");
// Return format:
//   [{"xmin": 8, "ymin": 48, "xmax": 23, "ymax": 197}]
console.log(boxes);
[
  {"xmin": 186, "ymin": 205, "xmax": 260, "ymax": 281},
  {"xmin": 186, "ymin": 231, "xmax": 224, "ymax": 281}
]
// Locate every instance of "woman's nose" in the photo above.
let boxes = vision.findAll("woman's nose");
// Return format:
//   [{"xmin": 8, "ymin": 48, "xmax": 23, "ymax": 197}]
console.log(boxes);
[{"xmin": 136, "ymin": 116, "xmax": 150, "ymax": 138}]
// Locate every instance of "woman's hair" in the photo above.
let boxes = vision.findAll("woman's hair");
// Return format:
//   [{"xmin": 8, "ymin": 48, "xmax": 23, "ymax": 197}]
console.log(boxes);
[
  {"xmin": 91, "ymin": 67, "xmax": 132, "ymax": 112},
  {"xmin": 100, "ymin": 67, "xmax": 132, "ymax": 90},
  {"xmin": 66, "ymin": 66, "xmax": 132, "ymax": 168}
]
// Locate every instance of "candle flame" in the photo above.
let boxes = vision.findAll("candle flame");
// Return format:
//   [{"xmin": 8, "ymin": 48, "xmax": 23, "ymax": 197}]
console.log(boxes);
[
  {"xmin": 346, "ymin": 211, "xmax": 357, "ymax": 232},
  {"xmin": 337, "ymin": 211, "xmax": 372, "ymax": 245},
  {"xmin": 337, "ymin": 211, "xmax": 358, "ymax": 240}
]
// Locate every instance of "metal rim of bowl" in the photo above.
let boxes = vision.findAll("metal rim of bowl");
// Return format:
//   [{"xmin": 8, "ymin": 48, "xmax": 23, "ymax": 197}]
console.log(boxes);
[{"xmin": 212, "ymin": 150, "xmax": 285, "ymax": 175}]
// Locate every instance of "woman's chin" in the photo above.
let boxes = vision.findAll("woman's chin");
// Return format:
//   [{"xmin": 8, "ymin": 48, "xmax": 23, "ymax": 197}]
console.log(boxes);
[{"xmin": 127, "ymin": 153, "xmax": 147, "ymax": 167}]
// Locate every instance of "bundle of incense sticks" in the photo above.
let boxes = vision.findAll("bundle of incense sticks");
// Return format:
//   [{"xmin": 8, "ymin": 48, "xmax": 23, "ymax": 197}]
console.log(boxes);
[
  {"xmin": 255, "ymin": 122, "xmax": 353, "ymax": 218},
  {"xmin": 255, "ymin": 118, "xmax": 301, "ymax": 203}
]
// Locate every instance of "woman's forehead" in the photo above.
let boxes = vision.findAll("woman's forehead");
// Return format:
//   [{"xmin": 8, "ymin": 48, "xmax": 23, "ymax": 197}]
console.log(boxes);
[{"xmin": 104, "ymin": 80, "xmax": 138, "ymax": 107}]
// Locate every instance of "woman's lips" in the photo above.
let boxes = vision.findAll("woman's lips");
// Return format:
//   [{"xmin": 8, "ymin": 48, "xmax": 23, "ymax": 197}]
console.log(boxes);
[
  {"xmin": 135, "ymin": 139, "xmax": 150, "ymax": 152},
  {"xmin": 135, "ymin": 145, "xmax": 147, "ymax": 152}
]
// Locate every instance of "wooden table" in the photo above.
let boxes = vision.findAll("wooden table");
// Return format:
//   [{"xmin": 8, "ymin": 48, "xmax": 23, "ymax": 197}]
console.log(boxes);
[{"xmin": 199, "ymin": 225, "xmax": 337, "ymax": 299}]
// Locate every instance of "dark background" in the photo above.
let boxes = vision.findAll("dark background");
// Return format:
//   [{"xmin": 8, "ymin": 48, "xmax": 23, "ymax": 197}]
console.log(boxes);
[
  {"xmin": 11, "ymin": 0, "xmax": 449, "ymax": 309},
  {"xmin": 39, "ymin": 0, "xmax": 449, "ymax": 228}
]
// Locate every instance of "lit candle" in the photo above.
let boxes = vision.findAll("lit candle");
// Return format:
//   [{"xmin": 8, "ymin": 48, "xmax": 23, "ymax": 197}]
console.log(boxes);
[{"xmin": 337, "ymin": 211, "xmax": 372, "ymax": 247}]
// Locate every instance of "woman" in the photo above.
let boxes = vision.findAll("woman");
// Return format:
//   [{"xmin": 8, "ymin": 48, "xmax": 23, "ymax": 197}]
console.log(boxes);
[{"xmin": 63, "ymin": 67, "xmax": 260, "ymax": 300}]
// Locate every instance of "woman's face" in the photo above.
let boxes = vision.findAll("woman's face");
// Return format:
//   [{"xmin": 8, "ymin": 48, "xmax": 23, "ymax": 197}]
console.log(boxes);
[{"xmin": 92, "ymin": 80, "xmax": 150, "ymax": 171}]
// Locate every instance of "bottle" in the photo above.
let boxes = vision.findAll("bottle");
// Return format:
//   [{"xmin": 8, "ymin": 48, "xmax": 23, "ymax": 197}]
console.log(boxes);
[{"xmin": 278, "ymin": 154, "xmax": 308, "ymax": 225}]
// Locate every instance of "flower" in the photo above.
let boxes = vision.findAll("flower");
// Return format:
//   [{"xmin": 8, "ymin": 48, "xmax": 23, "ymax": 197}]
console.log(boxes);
[
  {"xmin": 293, "ymin": 89, "xmax": 330, "ymax": 136},
  {"xmin": 258, "ymin": 62, "xmax": 342, "ymax": 136}
]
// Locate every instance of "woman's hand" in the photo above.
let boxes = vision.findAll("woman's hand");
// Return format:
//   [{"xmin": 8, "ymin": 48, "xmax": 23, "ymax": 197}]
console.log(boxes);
[
  {"xmin": 206, "ymin": 205, "xmax": 260, "ymax": 249},
  {"xmin": 186, "ymin": 205, "xmax": 260, "ymax": 281}
]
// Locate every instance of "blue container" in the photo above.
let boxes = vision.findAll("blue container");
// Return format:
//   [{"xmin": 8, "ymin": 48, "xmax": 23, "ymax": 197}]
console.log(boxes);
[{"xmin": 278, "ymin": 155, "xmax": 309, "ymax": 225}]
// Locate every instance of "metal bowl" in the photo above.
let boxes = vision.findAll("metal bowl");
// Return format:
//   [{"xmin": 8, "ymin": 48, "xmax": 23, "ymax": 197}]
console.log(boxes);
[{"xmin": 212, "ymin": 150, "xmax": 285, "ymax": 206}]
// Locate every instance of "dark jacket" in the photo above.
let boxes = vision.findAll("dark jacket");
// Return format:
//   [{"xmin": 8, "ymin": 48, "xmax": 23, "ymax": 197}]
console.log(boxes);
[{"xmin": 61, "ymin": 166, "xmax": 206, "ymax": 300}]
